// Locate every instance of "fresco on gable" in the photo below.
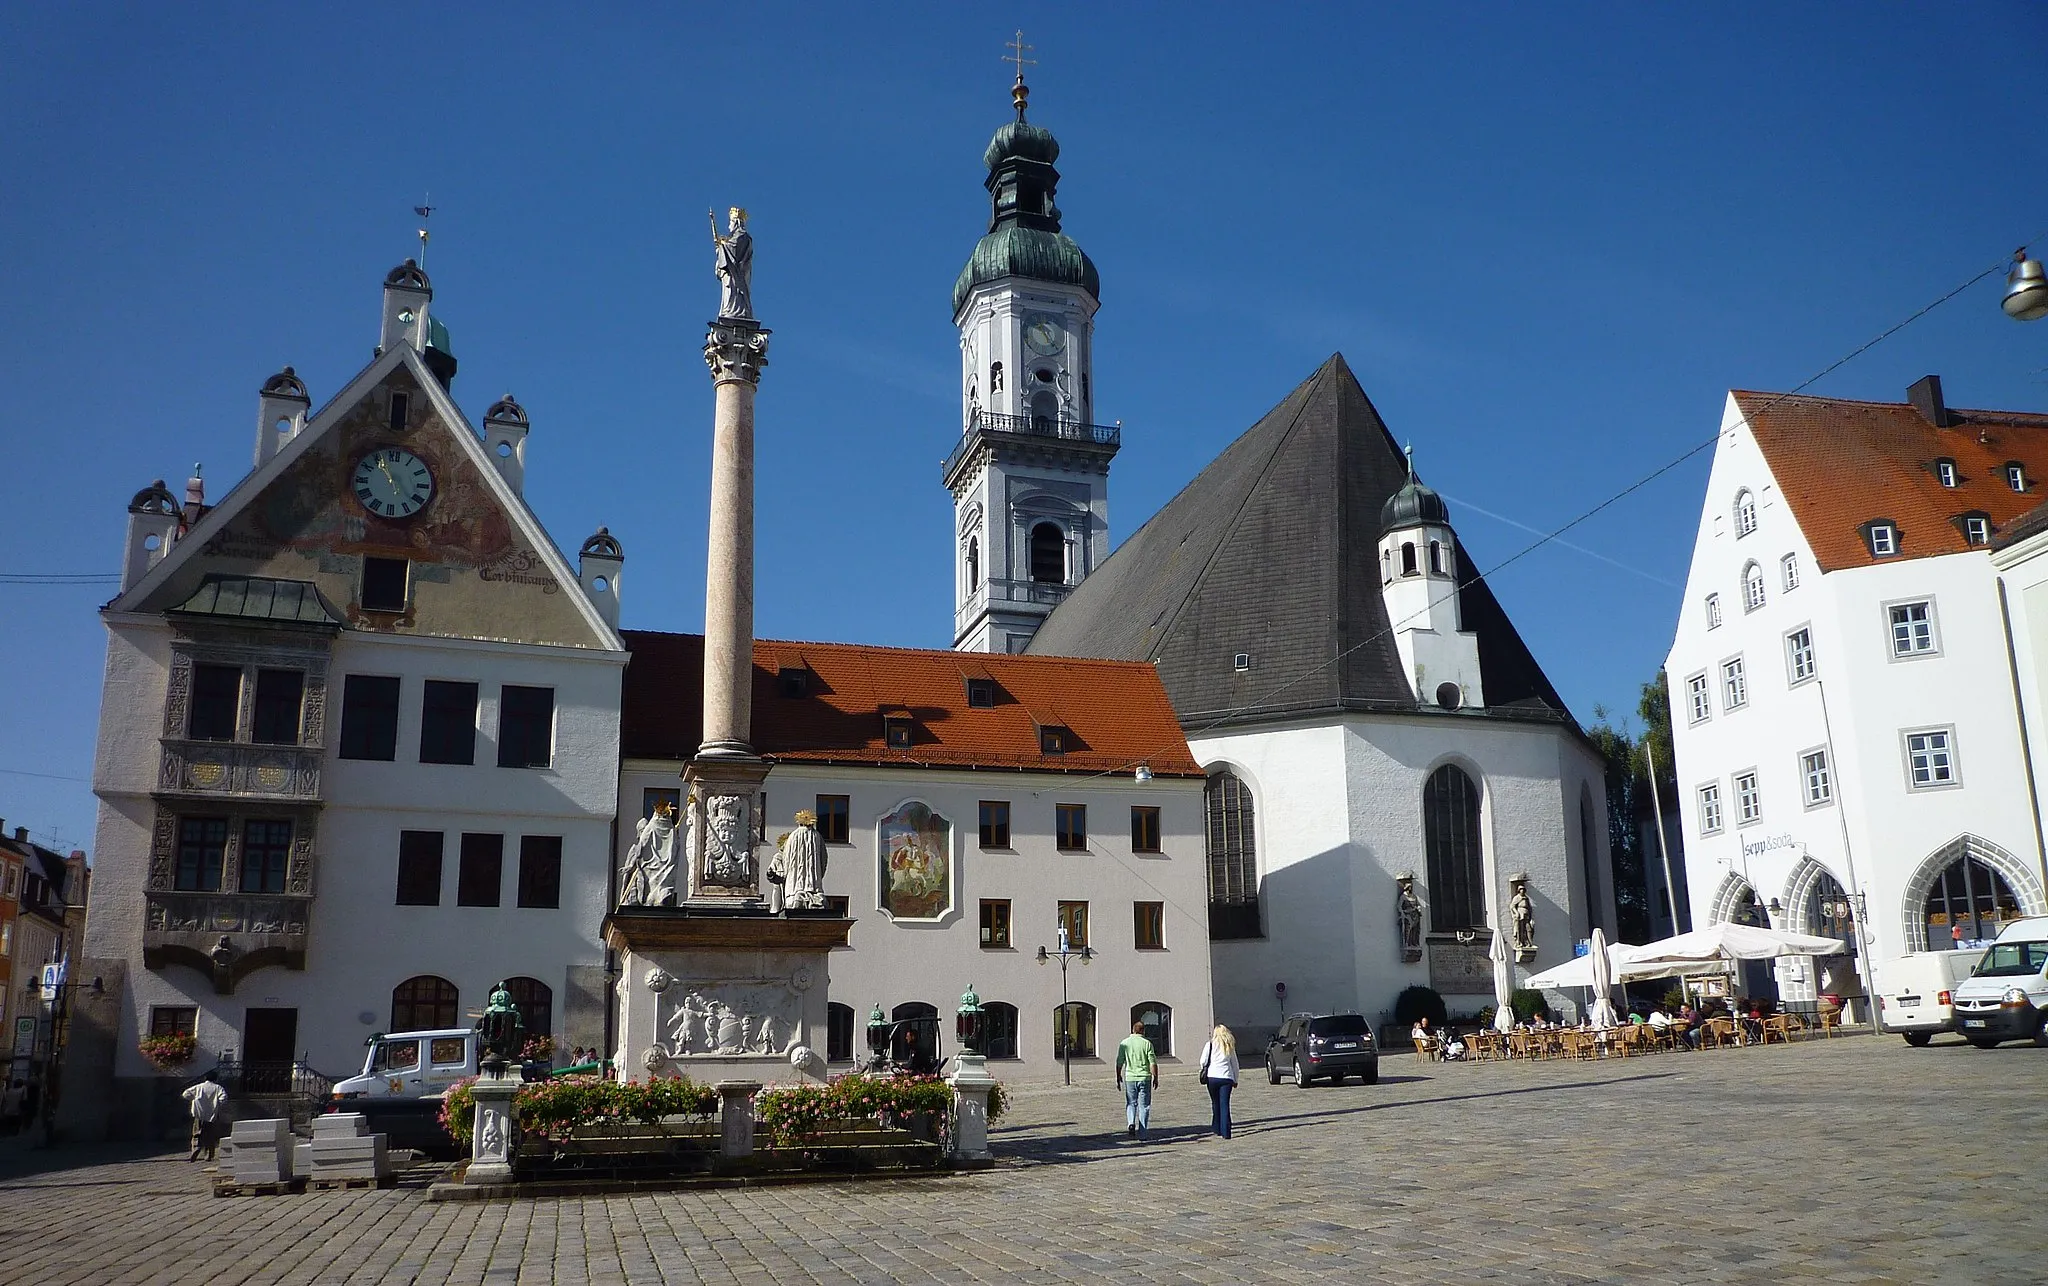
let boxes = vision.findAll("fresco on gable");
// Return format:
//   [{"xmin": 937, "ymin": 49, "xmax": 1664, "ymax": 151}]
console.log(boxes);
[{"xmin": 877, "ymin": 800, "xmax": 953, "ymax": 922}]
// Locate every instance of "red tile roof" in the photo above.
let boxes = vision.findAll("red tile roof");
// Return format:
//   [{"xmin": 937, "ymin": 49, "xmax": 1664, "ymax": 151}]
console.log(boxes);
[
  {"xmin": 620, "ymin": 631, "xmax": 1203, "ymax": 777},
  {"xmin": 1737, "ymin": 390, "xmax": 2048, "ymax": 572}
]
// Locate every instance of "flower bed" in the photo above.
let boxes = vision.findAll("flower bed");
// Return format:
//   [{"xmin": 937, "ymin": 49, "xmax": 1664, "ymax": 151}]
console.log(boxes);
[
  {"xmin": 754, "ymin": 1072, "xmax": 1007, "ymax": 1147},
  {"xmin": 138, "ymin": 1031, "xmax": 197, "ymax": 1071},
  {"xmin": 441, "ymin": 1074, "xmax": 717, "ymax": 1149}
]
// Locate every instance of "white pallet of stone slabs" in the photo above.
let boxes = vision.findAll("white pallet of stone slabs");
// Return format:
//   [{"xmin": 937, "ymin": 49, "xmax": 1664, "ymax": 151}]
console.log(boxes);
[{"xmin": 224, "ymin": 1119, "xmax": 293, "ymax": 1184}]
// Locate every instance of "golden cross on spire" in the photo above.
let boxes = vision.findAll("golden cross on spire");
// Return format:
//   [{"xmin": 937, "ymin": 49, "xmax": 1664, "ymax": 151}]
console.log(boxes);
[{"xmin": 1004, "ymin": 30, "xmax": 1036, "ymax": 118}]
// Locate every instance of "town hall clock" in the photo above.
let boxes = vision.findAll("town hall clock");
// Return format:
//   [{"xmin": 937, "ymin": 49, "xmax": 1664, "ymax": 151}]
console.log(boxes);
[{"xmin": 351, "ymin": 448, "xmax": 434, "ymax": 518}]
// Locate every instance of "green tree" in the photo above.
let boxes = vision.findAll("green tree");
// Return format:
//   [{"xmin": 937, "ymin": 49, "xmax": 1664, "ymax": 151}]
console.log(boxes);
[{"xmin": 1588, "ymin": 671, "xmax": 1683, "ymax": 943}]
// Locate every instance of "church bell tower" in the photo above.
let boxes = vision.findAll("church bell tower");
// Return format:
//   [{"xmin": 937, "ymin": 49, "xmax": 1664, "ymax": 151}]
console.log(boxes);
[{"xmin": 943, "ymin": 56, "xmax": 1118, "ymax": 654}]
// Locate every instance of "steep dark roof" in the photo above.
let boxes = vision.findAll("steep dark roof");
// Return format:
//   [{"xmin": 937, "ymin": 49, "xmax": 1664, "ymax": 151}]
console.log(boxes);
[{"xmin": 1027, "ymin": 354, "xmax": 1572, "ymax": 731}]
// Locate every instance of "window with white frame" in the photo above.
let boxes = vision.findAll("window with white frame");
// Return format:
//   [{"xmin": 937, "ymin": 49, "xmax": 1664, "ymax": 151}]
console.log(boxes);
[
  {"xmin": 1781, "ymin": 553, "xmax": 1799, "ymax": 592},
  {"xmin": 1936, "ymin": 458, "xmax": 1958, "ymax": 488},
  {"xmin": 1686, "ymin": 672, "xmax": 1711, "ymax": 724},
  {"xmin": 1734, "ymin": 489, "xmax": 1757, "ymax": 537},
  {"xmin": 1868, "ymin": 523, "xmax": 1897, "ymax": 556},
  {"xmin": 1785, "ymin": 627, "xmax": 1816, "ymax": 684},
  {"xmin": 1697, "ymin": 782, "xmax": 1723, "ymax": 835},
  {"xmin": 1905, "ymin": 728, "xmax": 1957, "ymax": 789},
  {"xmin": 2008, "ymin": 462, "xmax": 2028, "ymax": 492},
  {"xmin": 1801, "ymin": 748, "xmax": 1833, "ymax": 806},
  {"xmin": 1705, "ymin": 594, "xmax": 1722, "ymax": 630},
  {"xmin": 1963, "ymin": 515, "xmax": 1991, "ymax": 546},
  {"xmin": 1742, "ymin": 562, "xmax": 1766, "ymax": 612},
  {"xmin": 1888, "ymin": 601, "xmax": 1937, "ymax": 657},
  {"xmin": 1734, "ymin": 770, "xmax": 1761, "ymax": 824},
  {"xmin": 1721, "ymin": 657, "xmax": 1747, "ymax": 710}
]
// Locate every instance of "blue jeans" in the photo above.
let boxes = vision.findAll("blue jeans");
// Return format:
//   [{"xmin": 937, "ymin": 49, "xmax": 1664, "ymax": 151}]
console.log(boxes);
[
  {"xmin": 1123, "ymin": 1078, "xmax": 1152, "ymax": 1136},
  {"xmin": 1206, "ymin": 1079, "xmax": 1234, "ymax": 1138}
]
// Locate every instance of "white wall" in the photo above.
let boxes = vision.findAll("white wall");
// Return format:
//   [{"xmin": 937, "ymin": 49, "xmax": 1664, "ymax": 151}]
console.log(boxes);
[{"xmin": 619, "ymin": 760, "xmax": 1209, "ymax": 1078}]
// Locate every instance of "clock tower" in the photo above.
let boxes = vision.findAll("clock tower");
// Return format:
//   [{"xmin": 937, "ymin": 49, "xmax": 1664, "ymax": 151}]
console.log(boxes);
[{"xmin": 943, "ymin": 67, "xmax": 1118, "ymax": 654}]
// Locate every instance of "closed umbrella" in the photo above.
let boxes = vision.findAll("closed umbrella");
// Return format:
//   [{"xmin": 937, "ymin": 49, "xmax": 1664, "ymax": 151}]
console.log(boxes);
[
  {"xmin": 1490, "ymin": 928, "xmax": 1516, "ymax": 1034},
  {"xmin": 1588, "ymin": 926, "xmax": 1620, "ymax": 1030}
]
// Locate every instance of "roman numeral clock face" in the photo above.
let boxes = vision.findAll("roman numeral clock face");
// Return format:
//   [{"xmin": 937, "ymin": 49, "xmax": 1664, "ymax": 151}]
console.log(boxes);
[{"xmin": 351, "ymin": 449, "xmax": 434, "ymax": 518}]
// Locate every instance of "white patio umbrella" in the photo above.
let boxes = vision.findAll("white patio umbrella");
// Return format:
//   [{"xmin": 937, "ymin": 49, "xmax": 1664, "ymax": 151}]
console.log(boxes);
[
  {"xmin": 1587, "ymin": 926, "xmax": 1620, "ymax": 1030},
  {"xmin": 1625, "ymin": 922, "xmax": 1845, "ymax": 970},
  {"xmin": 1489, "ymin": 928, "xmax": 1516, "ymax": 1033},
  {"xmin": 1523, "ymin": 940, "xmax": 1648, "ymax": 989}
]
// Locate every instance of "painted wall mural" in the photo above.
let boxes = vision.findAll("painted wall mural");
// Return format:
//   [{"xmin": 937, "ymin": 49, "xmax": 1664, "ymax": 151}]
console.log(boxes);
[{"xmin": 877, "ymin": 800, "xmax": 952, "ymax": 921}]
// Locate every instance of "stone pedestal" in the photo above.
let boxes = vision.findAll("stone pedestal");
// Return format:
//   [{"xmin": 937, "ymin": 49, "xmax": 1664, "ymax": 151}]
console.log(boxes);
[
  {"xmin": 947, "ymin": 1052, "xmax": 998, "ymax": 1161},
  {"xmin": 604, "ymin": 911, "xmax": 852, "ymax": 1087},
  {"xmin": 717, "ymin": 1081, "xmax": 760, "ymax": 1158},
  {"xmin": 700, "ymin": 318, "xmax": 769, "ymax": 760},
  {"xmin": 463, "ymin": 1075, "xmax": 519, "ymax": 1185},
  {"xmin": 681, "ymin": 757, "xmax": 771, "ymax": 910}
]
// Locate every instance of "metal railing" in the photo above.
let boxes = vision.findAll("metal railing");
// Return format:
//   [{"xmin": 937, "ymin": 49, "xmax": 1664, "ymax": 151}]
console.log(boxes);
[{"xmin": 942, "ymin": 411, "xmax": 1121, "ymax": 481}]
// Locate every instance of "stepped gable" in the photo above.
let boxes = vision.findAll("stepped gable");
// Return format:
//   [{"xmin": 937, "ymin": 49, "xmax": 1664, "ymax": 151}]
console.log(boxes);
[
  {"xmin": 1027, "ymin": 353, "xmax": 1570, "ymax": 728},
  {"xmin": 619, "ymin": 631, "xmax": 1200, "ymax": 776}
]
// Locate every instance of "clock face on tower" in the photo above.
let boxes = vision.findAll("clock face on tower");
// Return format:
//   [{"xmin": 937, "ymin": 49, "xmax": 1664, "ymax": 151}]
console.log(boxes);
[
  {"xmin": 351, "ymin": 448, "xmax": 434, "ymax": 518},
  {"xmin": 1024, "ymin": 315, "xmax": 1064, "ymax": 356}
]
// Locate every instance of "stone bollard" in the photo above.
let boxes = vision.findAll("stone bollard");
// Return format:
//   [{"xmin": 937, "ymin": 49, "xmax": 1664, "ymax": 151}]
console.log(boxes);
[
  {"xmin": 716, "ymin": 1081, "xmax": 760, "ymax": 1159},
  {"xmin": 947, "ymin": 1052, "xmax": 997, "ymax": 1162},
  {"xmin": 463, "ymin": 1075, "xmax": 520, "ymax": 1186}
]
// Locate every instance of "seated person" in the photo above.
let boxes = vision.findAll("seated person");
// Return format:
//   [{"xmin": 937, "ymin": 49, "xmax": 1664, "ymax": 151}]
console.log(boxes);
[
  {"xmin": 1647, "ymin": 1010, "xmax": 1672, "ymax": 1031},
  {"xmin": 1411, "ymin": 1017, "xmax": 1435, "ymax": 1048}
]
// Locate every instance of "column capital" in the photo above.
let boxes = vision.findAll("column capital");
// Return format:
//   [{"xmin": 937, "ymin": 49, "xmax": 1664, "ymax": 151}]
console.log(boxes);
[{"xmin": 705, "ymin": 321, "xmax": 771, "ymax": 386}]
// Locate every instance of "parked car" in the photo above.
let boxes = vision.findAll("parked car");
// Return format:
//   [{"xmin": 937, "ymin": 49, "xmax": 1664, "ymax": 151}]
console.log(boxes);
[
  {"xmin": 1875, "ymin": 949, "xmax": 1984, "ymax": 1045},
  {"xmin": 332, "ymin": 1029, "xmax": 479, "ymax": 1100},
  {"xmin": 1265, "ymin": 1012, "xmax": 1378, "ymax": 1087},
  {"xmin": 1951, "ymin": 916, "xmax": 2048, "ymax": 1048}
]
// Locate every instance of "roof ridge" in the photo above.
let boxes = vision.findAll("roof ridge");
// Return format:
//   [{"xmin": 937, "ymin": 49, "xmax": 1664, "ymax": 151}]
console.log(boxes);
[{"xmin": 1735, "ymin": 388, "xmax": 2048, "ymax": 422}]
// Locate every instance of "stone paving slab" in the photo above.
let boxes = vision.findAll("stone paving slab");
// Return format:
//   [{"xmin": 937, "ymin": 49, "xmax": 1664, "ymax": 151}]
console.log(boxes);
[{"xmin": 0, "ymin": 1034, "xmax": 2042, "ymax": 1284}]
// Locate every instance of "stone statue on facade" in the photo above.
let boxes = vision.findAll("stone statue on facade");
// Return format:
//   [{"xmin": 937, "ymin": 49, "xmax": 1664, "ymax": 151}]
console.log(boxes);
[
  {"xmin": 767, "ymin": 810, "xmax": 829, "ymax": 912},
  {"xmin": 710, "ymin": 206, "xmax": 754, "ymax": 322},
  {"xmin": 619, "ymin": 800, "xmax": 679, "ymax": 907},
  {"xmin": 1509, "ymin": 875, "xmax": 1536, "ymax": 957},
  {"xmin": 1395, "ymin": 873, "xmax": 1423, "ymax": 962}
]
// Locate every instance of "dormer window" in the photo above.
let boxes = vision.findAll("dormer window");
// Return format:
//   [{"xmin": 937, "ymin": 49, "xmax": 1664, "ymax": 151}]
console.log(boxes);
[
  {"xmin": 1962, "ymin": 514, "xmax": 1992, "ymax": 546},
  {"xmin": 777, "ymin": 666, "xmax": 808, "ymax": 698},
  {"xmin": 1233, "ymin": 653, "xmax": 1251, "ymax": 672},
  {"xmin": 1936, "ymin": 458, "xmax": 1958, "ymax": 488},
  {"xmin": 1866, "ymin": 521, "xmax": 1898, "ymax": 557},
  {"xmin": 882, "ymin": 709, "xmax": 914, "ymax": 749},
  {"xmin": 2007, "ymin": 462, "xmax": 2028, "ymax": 492},
  {"xmin": 965, "ymin": 678, "xmax": 997, "ymax": 708},
  {"xmin": 1039, "ymin": 724, "xmax": 1070, "ymax": 755},
  {"xmin": 1734, "ymin": 489, "xmax": 1758, "ymax": 537}
]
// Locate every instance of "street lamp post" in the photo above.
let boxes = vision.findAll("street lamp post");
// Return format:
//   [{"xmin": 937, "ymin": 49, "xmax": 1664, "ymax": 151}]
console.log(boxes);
[{"xmin": 1037, "ymin": 927, "xmax": 1093, "ymax": 1086}]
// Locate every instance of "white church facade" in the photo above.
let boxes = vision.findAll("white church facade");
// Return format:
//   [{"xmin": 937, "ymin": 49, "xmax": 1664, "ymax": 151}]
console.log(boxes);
[{"xmin": 1666, "ymin": 377, "xmax": 2048, "ymax": 1014}]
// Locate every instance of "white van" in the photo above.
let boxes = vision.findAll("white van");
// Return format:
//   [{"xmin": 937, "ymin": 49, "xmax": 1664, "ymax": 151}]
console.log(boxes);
[
  {"xmin": 1875, "ymin": 950, "xmax": 1985, "ymax": 1045},
  {"xmin": 331, "ymin": 1029, "xmax": 478, "ymax": 1100},
  {"xmin": 1949, "ymin": 917, "xmax": 2048, "ymax": 1048}
]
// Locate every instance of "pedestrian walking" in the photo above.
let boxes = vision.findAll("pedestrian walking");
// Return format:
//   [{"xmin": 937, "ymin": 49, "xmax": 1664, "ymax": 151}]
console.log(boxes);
[
  {"xmin": 1196, "ymin": 1025, "xmax": 1240, "ymax": 1139},
  {"xmin": 182, "ymin": 1071, "xmax": 228, "ymax": 1162},
  {"xmin": 1114, "ymin": 1021, "xmax": 1158, "ymax": 1141}
]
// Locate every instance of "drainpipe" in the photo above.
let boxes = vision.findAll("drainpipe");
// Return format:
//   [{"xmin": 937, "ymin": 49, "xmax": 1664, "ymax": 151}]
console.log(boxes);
[
  {"xmin": 1995, "ymin": 578, "xmax": 2048, "ymax": 898},
  {"xmin": 1813, "ymin": 679, "xmax": 1878, "ymax": 1030}
]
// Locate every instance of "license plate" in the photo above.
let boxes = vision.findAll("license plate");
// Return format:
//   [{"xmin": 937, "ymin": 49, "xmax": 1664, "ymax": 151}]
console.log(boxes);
[
  {"xmin": 1897, "ymin": 996, "xmax": 1920, "ymax": 1006},
  {"xmin": 1332, "ymin": 1042, "xmax": 1359, "ymax": 1050},
  {"xmin": 1963, "ymin": 1019, "xmax": 1986, "ymax": 1028}
]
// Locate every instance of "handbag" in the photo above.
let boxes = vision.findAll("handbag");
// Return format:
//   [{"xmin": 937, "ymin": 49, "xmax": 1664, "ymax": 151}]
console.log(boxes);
[{"xmin": 1198, "ymin": 1044, "xmax": 1213, "ymax": 1087}]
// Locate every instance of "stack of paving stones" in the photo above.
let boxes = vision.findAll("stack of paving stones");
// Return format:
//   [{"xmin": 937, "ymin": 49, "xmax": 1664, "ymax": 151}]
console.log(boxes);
[
  {"xmin": 221, "ymin": 1118, "xmax": 296, "ymax": 1192},
  {"xmin": 294, "ymin": 1113, "xmax": 393, "ymax": 1188}
]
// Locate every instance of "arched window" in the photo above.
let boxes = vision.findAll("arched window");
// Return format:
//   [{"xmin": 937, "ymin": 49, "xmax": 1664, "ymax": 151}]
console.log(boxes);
[
  {"xmin": 1705, "ymin": 594, "xmax": 1722, "ymax": 629},
  {"xmin": 1053, "ymin": 1002, "xmax": 1096, "ymax": 1058},
  {"xmin": 1428, "ymin": 540, "xmax": 1444, "ymax": 575},
  {"xmin": 1925, "ymin": 852, "xmax": 2021, "ymax": 946},
  {"xmin": 891, "ymin": 1001, "xmax": 938, "ymax": 1069},
  {"xmin": 1029, "ymin": 522, "xmax": 1065, "ymax": 584},
  {"xmin": 826, "ymin": 1002, "xmax": 854, "ymax": 1063},
  {"xmin": 965, "ymin": 536, "xmax": 980, "ymax": 593},
  {"xmin": 503, "ymin": 976, "xmax": 553, "ymax": 1039},
  {"xmin": 1030, "ymin": 391, "xmax": 1056, "ymax": 433},
  {"xmin": 1579, "ymin": 785, "xmax": 1602, "ymax": 934},
  {"xmin": 1742, "ymin": 561, "xmax": 1766, "ymax": 612},
  {"xmin": 981, "ymin": 1001, "xmax": 1019, "ymax": 1059},
  {"xmin": 1205, "ymin": 770, "xmax": 1260, "ymax": 939},
  {"xmin": 1423, "ymin": 764, "xmax": 1484, "ymax": 931},
  {"xmin": 1805, "ymin": 872, "xmax": 1858, "ymax": 960},
  {"xmin": 391, "ymin": 975, "xmax": 458, "ymax": 1031},
  {"xmin": 1734, "ymin": 489, "xmax": 1758, "ymax": 537},
  {"xmin": 1132, "ymin": 1002, "xmax": 1172, "ymax": 1056},
  {"xmin": 1400, "ymin": 541, "xmax": 1418, "ymax": 575},
  {"xmin": 1380, "ymin": 549, "xmax": 1391, "ymax": 583},
  {"xmin": 1781, "ymin": 553, "xmax": 1799, "ymax": 592}
]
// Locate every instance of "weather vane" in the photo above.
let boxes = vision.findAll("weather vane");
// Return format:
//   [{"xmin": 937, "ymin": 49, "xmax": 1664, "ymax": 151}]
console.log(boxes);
[
  {"xmin": 414, "ymin": 195, "xmax": 434, "ymax": 268},
  {"xmin": 1005, "ymin": 30, "xmax": 1036, "ymax": 118}
]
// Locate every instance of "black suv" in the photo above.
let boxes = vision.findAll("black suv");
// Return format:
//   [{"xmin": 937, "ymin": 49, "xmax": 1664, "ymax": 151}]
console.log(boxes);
[{"xmin": 1267, "ymin": 1012, "xmax": 1378, "ymax": 1087}]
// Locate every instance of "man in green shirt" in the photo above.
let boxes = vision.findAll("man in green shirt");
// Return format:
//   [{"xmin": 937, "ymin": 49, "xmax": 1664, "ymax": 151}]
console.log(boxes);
[{"xmin": 1115, "ymin": 1022, "xmax": 1158, "ymax": 1141}]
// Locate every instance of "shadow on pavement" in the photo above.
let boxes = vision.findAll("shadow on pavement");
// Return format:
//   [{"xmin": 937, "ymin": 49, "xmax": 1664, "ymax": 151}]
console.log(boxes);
[{"xmin": 0, "ymin": 1140, "xmax": 183, "ymax": 1187}]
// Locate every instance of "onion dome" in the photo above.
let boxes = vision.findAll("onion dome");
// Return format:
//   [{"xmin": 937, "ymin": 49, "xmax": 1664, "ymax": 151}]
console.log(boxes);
[
  {"xmin": 952, "ymin": 79, "xmax": 1098, "ymax": 317},
  {"xmin": 1382, "ymin": 477, "xmax": 1450, "ymax": 534}
]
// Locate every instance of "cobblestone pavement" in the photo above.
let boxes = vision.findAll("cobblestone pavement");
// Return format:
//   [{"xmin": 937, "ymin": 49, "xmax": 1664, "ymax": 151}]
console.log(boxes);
[{"xmin": 2, "ymin": 1033, "xmax": 2042, "ymax": 1285}]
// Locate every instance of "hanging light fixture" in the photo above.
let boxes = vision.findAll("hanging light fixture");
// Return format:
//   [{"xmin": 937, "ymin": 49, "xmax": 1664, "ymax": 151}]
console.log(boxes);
[{"xmin": 2003, "ymin": 248, "xmax": 2048, "ymax": 322}]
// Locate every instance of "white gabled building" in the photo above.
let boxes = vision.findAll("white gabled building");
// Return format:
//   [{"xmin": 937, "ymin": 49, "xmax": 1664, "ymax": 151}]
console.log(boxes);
[
  {"xmin": 65, "ymin": 261, "xmax": 627, "ymax": 1139},
  {"xmin": 1667, "ymin": 377, "xmax": 2048, "ymax": 1012}
]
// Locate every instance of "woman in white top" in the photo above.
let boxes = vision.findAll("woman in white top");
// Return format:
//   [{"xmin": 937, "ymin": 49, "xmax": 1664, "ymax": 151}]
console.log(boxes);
[{"xmin": 1197, "ymin": 1025, "xmax": 1241, "ymax": 1139}]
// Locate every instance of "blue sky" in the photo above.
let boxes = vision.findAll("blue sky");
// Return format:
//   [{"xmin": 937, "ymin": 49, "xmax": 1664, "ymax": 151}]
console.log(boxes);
[{"xmin": 5, "ymin": 3, "xmax": 2048, "ymax": 856}]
